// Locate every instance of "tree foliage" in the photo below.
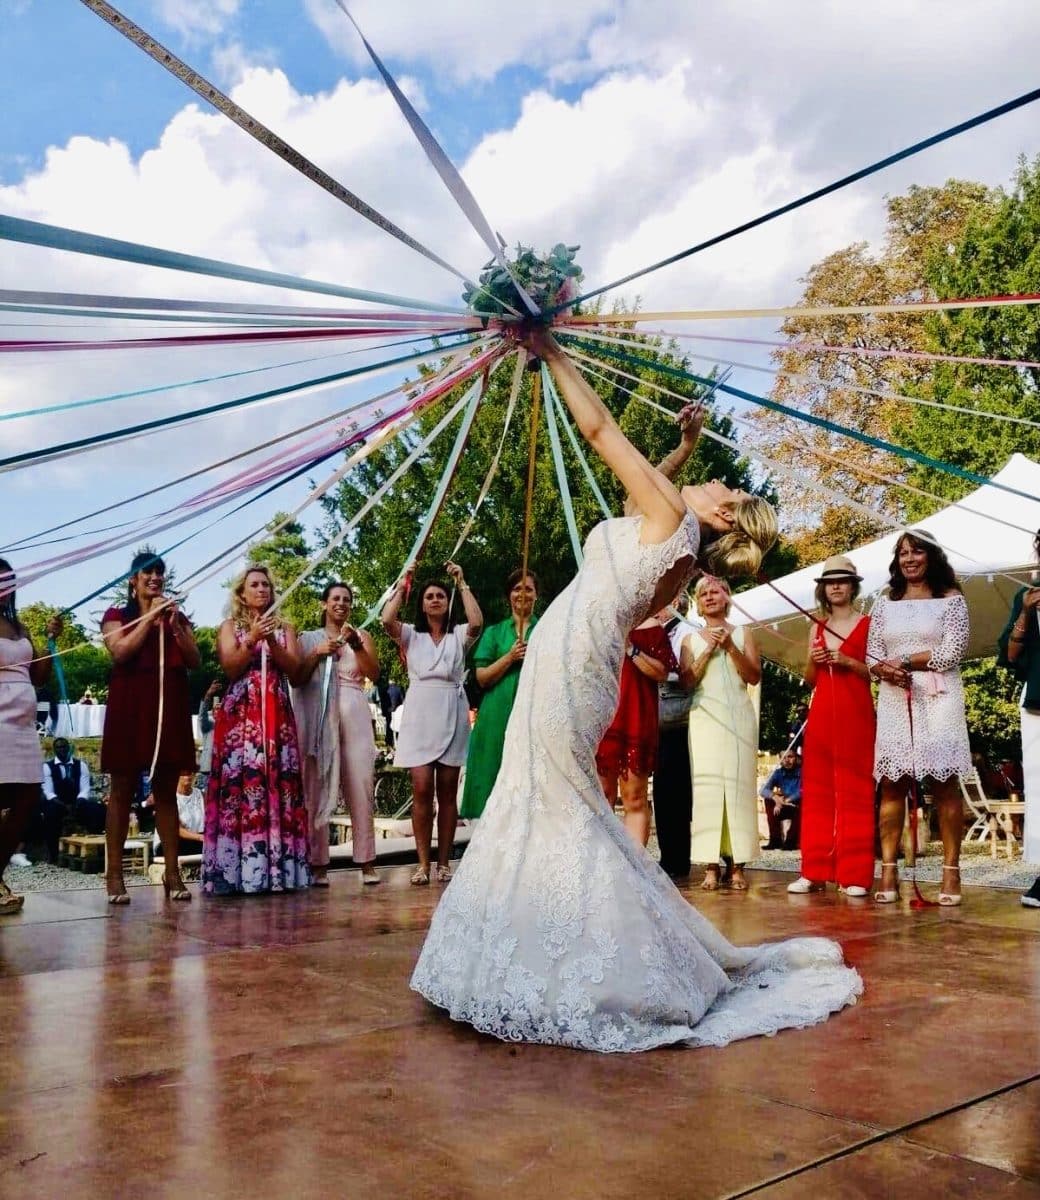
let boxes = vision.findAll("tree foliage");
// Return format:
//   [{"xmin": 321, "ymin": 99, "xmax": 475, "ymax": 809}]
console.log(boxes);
[
  {"xmin": 244, "ymin": 515, "xmax": 323, "ymax": 633},
  {"xmin": 749, "ymin": 179, "xmax": 995, "ymax": 524}
]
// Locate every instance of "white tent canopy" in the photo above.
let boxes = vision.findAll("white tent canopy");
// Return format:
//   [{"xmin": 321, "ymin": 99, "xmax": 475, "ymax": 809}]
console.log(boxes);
[{"xmin": 731, "ymin": 453, "xmax": 1040, "ymax": 673}]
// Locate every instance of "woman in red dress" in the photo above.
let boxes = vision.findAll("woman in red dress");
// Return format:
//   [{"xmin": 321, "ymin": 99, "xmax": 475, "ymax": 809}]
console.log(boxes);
[
  {"xmin": 101, "ymin": 550, "xmax": 200, "ymax": 904},
  {"xmin": 789, "ymin": 555, "xmax": 876, "ymax": 897},
  {"xmin": 596, "ymin": 616, "xmax": 678, "ymax": 847}
]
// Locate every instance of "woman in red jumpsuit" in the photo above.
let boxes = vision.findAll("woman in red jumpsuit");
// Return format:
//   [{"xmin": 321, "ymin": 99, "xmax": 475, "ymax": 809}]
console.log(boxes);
[{"xmin": 789, "ymin": 556, "xmax": 876, "ymax": 897}]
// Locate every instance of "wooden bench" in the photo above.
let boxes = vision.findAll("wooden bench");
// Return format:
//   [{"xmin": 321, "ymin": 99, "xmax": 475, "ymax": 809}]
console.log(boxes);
[{"xmin": 58, "ymin": 834, "xmax": 151, "ymax": 875}]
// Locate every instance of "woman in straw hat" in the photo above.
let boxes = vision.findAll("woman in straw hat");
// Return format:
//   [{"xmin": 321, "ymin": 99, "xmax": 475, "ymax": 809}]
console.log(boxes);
[{"xmin": 788, "ymin": 556, "xmax": 876, "ymax": 898}]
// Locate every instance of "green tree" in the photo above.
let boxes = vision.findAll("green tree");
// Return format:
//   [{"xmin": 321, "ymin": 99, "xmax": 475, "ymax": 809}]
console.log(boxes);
[
  {"xmin": 896, "ymin": 157, "xmax": 1040, "ymax": 514},
  {"xmin": 749, "ymin": 179, "xmax": 996, "ymax": 524},
  {"xmin": 18, "ymin": 602, "xmax": 111, "ymax": 703},
  {"xmin": 963, "ymin": 658, "xmax": 1022, "ymax": 762}
]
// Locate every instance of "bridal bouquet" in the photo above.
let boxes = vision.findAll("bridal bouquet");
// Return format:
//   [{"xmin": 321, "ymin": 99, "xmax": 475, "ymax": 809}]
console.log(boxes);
[{"xmin": 463, "ymin": 243, "xmax": 583, "ymax": 316}]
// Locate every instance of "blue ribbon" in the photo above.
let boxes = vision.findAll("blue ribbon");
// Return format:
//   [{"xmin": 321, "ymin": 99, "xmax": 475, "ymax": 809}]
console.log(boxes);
[{"xmin": 0, "ymin": 214, "xmax": 467, "ymax": 315}]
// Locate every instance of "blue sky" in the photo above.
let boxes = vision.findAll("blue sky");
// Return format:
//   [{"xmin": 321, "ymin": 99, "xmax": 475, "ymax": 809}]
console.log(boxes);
[{"xmin": 2, "ymin": 0, "xmax": 1038, "ymax": 627}]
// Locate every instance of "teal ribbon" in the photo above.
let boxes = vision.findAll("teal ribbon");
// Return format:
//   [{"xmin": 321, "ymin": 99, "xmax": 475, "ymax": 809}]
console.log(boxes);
[
  {"xmin": 540, "ymin": 365, "xmax": 584, "ymax": 564},
  {"xmin": 558, "ymin": 336, "xmax": 1040, "ymax": 506},
  {"xmin": 548, "ymin": 376, "xmax": 612, "ymax": 518},
  {"xmin": 0, "ymin": 335, "xmax": 480, "ymax": 470},
  {"xmin": 0, "ymin": 329, "xmax": 468, "ymax": 425},
  {"xmin": 361, "ymin": 374, "xmax": 487, "ymax": 628},
  {"xmin": 47, "ymin": 636, "xmax": 74, "ymax": 733},
  {"xmin": 0, "ymin": 214, "xmax": 467, "ymax": 315}
]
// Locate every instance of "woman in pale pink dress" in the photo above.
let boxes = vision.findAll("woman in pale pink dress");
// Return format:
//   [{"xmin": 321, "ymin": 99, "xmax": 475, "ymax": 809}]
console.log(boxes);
[
  {"xmin": 0, "ymin": 559, "xmax": 61, "ymax": 914},
  {"xmin": 293, "ymin": 581, "xmax": 381, "ymax": 886}
]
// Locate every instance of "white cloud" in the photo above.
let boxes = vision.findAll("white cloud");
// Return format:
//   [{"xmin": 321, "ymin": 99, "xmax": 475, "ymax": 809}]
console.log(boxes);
[{"xmin": 151, "ymin": 0, "xmax": 240, "ymax": 40}]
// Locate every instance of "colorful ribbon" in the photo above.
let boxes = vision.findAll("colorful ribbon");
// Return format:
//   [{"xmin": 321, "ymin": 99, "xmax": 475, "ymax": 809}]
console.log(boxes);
[{"xmin": 540, "ymin": 365, "xmax": 584, "ymax": 564}]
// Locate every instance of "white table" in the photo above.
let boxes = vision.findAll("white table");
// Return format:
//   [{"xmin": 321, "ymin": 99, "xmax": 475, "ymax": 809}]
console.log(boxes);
[{"xmin": 52, "ymin": 703, "xmax": 106, "ymax": 739}]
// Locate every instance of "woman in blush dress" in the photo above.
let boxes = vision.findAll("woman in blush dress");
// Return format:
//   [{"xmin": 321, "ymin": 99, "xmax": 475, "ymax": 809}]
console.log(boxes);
[
  {"xmin": 869, "ymin": 532, "xmax": 971, "ymax": 907},
  {"xmin": 382, "ymin": 563, "xmax": 483, "ymax": 885},
  {"xmin": 788, "ymin": 556, "xmax": 876, "ymax": 898},
  {"xmin": 596, "ymin": 615, "xmax": 677, "ymax": 847},
  {"xmin": 203, "ymin": 565, "xmax": 309, "ymax": 896},
  {"xmin": 0, "ymin": 559, "xmax": 61, "ymax": 914},
  {"xmin": 460, "ymin": 569, "xmax": 539, "ymax": 820},
  {"xmin": 293, "ymin": 581, "xmax": 381, "ymax": 886},
  {"xmin": 683, "ymin": 576, "xmax": 761, "ymax": 892},
  {"xmin": 411, "ymin": 329, "xmax": 862, "ymax": 1052}
]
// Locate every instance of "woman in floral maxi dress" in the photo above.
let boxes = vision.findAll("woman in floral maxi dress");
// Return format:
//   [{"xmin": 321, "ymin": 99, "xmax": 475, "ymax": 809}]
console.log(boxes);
[{"xmin": 203, "ymin": 566, "xmax": 309, "ymax": 895}]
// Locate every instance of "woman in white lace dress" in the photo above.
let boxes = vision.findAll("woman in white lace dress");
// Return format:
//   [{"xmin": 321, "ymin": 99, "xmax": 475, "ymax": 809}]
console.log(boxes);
[
  {"xmin": 411, "ymin": 331, "xmax": 863, "ymax": 1051},
  {"xmin": 867, "ymin": 533, "xmax": 971, "ymax": 906}
]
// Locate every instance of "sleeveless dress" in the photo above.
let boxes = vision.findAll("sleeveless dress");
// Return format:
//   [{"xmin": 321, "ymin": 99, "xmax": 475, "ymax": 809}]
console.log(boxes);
[
  {"xmin": 461, "ymin": 615, "xmax": 538, "ymax": 819},
  {"xmin": 800, "ymin": 617, "xmax": 877, "ymax": 890},
  {"xmin": 0, "ymin": 635, "xmax": 43, "ymax": 784},
  {"xmin": 100, "ymin": 607, "xmax": 195, "ymax": 774},
  {"xmin": 202, "ymin": 627, "xmax": 309, "ymax": 895},
  {"xmin": 595, "ymin": 622, "xmax": 677, "ymax": 778},
  {"xmin": 411, "ymin": 515, "xmax": 862, "ymax": 1052},
  {"xmin": 687, "ymin": 625, "xmax": 760, "ymax": 865}
]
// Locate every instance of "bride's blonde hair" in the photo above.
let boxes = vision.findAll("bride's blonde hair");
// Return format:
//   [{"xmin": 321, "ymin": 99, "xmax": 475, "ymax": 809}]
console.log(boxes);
[{"xmin": 700, "ymin": 496, "xmax": 778, "ymax": 580}]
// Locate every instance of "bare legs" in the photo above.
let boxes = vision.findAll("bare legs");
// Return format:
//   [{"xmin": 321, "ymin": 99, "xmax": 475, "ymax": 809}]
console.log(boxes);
[
  {"xmin": 410, "ymin": 762, "xmax": 460, "ymax": 880},
  {"xmin": 107, "ymin": 767, "xmax": 182, "ymax": 901},
  {"xmin": 597, "ymin": 768, "xmax": 652, "ymax": 846},
  {"xmin": 878, "ymin": 775, "xmax": 963, "ymax": 900},
  {"xmin": 0, "ymin": 784, "xmax": 39, "ymax": 910}
]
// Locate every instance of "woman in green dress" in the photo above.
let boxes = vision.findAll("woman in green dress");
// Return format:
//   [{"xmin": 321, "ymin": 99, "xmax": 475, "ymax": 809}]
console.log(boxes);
[{"xmin": 460, "ymin": 570, "xmax": 539, "ymax": 818}]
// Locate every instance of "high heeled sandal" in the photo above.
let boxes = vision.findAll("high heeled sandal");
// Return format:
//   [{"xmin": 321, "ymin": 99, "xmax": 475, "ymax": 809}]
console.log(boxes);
[
  {"xmin": 410, "ymin": 867, "xmax": 430, "ymax": 886},
  {"xmin": 434, "ymin": 865, "xmax": 453, "ymax": 883},
  {"xmin": 162, "ymin": 873, "xmax": 192, "ymax": 902},
  {"xmin": 105, "ymin": 873, "xmax": 131, "ymax": 905},
  {"xmin": 0, "ymin": 879, "xmax": 25, "ymax": 915},
  {"xmin": 700, "ymin": 866, "xmax": 720, "ymax": 892},
  {"xmin": 938, "ymin": 865, "xmax": 962, "ymax": 907},
  {"xmin": 874, "ymin": 863, "xmax": 899, "ymax": 905}
]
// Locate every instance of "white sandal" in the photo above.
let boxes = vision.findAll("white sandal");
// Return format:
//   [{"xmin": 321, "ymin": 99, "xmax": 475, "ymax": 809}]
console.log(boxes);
[
  {"xmin": 410, "ymin": 867, "xmax": 430, "ymax": 886},
  {"xmin": 874, "ymin": 863, "xmax": 899, "ymax": 905},
  {"xmin": 938, "ymin": 865, "xmax": 962, "ymax": 907}
]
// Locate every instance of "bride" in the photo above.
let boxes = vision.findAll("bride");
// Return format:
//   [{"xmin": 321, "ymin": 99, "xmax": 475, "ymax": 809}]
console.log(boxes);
[{"xmin": 410, "ymin": 329, "xmax": 862, "ymax": 1052}]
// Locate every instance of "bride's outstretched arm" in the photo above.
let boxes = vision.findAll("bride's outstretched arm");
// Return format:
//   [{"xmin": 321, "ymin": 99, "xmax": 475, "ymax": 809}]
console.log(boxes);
[{"xmin": 527, "ymin": 330, "xmax": 687, "ymax": 543}]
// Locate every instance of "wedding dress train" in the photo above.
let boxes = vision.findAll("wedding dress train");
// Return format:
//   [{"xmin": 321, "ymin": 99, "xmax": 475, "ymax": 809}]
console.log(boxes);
[{"xmin": 412, "ymin": 515, "xmax": 862, "ymax": 1052}]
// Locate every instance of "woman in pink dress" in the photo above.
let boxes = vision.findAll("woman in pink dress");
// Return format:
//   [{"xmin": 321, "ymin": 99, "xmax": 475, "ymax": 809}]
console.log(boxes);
[
  {"xmin": 203, "ymin": 565, "xmax": 309, "ymax": 895},
  {"xmin": 293, "ymin": 581, "xmax": 381, "ymax": 886},
  {"xmin": 0, "ymin": 559, "xmax": 61, "ymax": 914}
]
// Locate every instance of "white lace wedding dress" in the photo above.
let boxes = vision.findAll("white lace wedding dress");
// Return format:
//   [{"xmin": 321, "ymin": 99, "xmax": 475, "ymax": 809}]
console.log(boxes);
[{"xmin": 412, "ymin": 515, "xmax": 862, "ymax": 1051}]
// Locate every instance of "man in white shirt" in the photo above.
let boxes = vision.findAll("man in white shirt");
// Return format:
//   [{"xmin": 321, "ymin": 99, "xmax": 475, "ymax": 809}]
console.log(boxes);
[{"xmin": 32, "ymin": 739, "xmax": 98, "ymax": 863}]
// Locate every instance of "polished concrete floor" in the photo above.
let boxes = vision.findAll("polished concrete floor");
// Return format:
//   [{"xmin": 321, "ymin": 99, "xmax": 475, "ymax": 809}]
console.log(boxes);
[{"xmin": 1, "ymin": 868, "xmax": 1038, "ymax": 1199}]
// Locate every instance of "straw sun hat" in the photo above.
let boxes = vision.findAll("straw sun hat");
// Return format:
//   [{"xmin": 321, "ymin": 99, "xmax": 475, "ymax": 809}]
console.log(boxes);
[{"xmin": 814, "ymin": 554, "xmax": 863, "ymax": 583}]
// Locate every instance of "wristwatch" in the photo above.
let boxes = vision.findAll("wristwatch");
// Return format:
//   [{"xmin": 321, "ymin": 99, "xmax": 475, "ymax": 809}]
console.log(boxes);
[
  {"xmin": 900, "ymin": 654, "xmax": 912, "ymax": 671},
  {"xmin": 626, "ymin": 644, "xmax": 639, "ymax": 660}
]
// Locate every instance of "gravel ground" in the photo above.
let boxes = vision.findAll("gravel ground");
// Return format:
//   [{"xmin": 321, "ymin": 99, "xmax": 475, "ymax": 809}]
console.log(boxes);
[{"xmin": 6, "ymin": 839, "xmax": 1038, "ymax": 894}]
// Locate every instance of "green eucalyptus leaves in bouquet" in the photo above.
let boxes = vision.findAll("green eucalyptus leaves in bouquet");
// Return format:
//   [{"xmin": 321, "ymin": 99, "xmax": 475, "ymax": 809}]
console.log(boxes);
[{"xmin": 463, "ymin": 243, "xmax": 583, "ymax": 316}]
